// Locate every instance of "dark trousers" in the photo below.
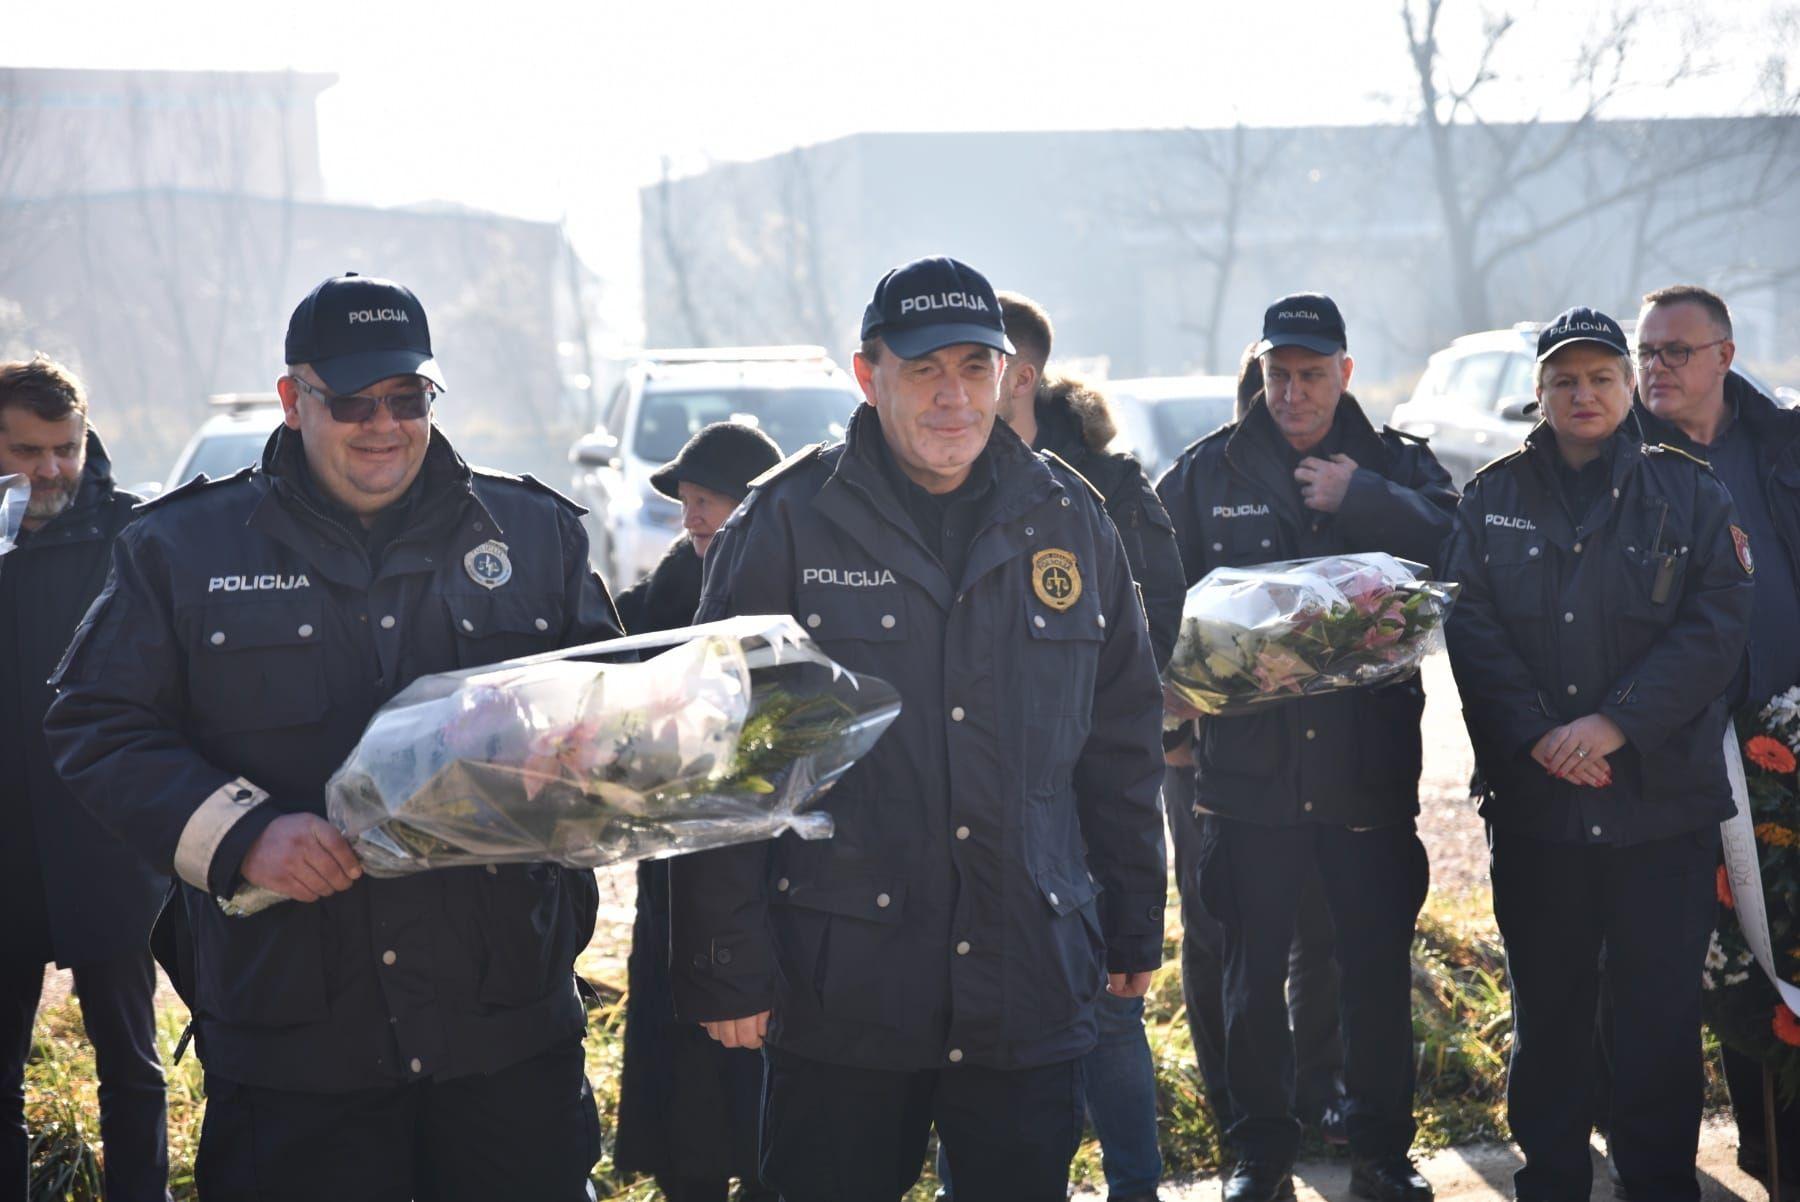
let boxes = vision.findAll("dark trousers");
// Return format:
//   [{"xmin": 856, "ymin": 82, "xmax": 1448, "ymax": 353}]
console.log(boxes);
[
  {"xmin": 1166, "ymin": 769, "xmax": 1345, "ymax": 1138},
  {"xmin": 1197, "ymin": 814, "xmax": 1428, "ymax": 1166},
  {"xmin": 193, "ymin": 1038, "xmax": 600, "ymax": 1202},
  {"xmin": 2, "ymin": 951, "xmax": 167, "ymax": 1202},
  {"xmin": 1489, "ymin": 824, "xmax": 1718, "ymax": 1202},
  {"xmin": 761, "ymin": 1045, "xmax": 1083, "ymax": 1202},
  {"xmin": 1723, "ymin": 1043, "xmax": 1800, "ymax": 1183}
]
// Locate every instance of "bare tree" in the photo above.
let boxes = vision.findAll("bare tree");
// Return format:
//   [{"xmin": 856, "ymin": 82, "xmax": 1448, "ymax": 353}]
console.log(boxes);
[{"xmin": 1400, "ymin": 0, "xmax": 1800, "ymax": 330}]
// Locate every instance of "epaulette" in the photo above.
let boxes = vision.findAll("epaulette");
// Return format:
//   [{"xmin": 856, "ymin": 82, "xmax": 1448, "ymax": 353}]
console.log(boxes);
[
  {"xmin": 1470, "ymin": 447, "xmax": 1528, "ymax": 480},
  {"xmin": 1040, "ymin": 449, "xmax": 1105, "ymax": 502},
  {"xmin": 1645, "ymin": 443, "xmax": 1715, "ymax": 472},
  {"xmin": 134, "ymin": 466, "xmax": 253, "ymax": 512},
  {"xmin": 473, "ymin": 466, "xmax": 585, "ymax": 512},
  {"xmin": 747, "ymin": 443, "xmax": 824, "ymax": 490},
  {"xmin": 1384, "ymin": 424, "xmax": 1430, "ymax": 446}
]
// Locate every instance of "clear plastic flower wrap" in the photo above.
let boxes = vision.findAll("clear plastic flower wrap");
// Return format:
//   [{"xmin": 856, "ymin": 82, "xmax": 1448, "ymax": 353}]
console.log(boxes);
[
  {"xmin": 223, "ymin": 615, "xmax": 901, "ymax": 915},
  {"xmin": 1163, "ymin": 552, "xmax": 1459, "ymax": 718},
  {"xmin": 0, "ymin": 474, "xmax": 28, "ymax": 556}
]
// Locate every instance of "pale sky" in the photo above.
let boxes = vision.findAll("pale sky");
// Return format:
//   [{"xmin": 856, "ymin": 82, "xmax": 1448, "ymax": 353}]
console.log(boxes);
[{"xmin": 10, "ymin": 0, "xmax": 1793, "ymax": 334}]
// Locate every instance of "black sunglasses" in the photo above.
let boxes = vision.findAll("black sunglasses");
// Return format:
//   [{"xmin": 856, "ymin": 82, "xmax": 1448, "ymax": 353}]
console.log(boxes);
[{"xmin": 289, "ymin": 375, "xmax": 436, "ymax": 424}]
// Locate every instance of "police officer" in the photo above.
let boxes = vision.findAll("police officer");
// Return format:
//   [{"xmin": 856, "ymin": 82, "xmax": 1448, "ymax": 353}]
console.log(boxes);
[
  {"xmin": 1632, "ymin": 284, "xmax": 1800, "ymax": 1191},
  {"xmin": 1444, "ymin": 307, "xmax": 1752, "ymax": 1202},
  {"xmin": 1157, "ymin": 294, "xmax": 1455, "ymax": 1202},
  {"xmin": 668, "ymin": 255, "xmax": 1167, "ymax": 1202},
  {"xmin": 614, "ymin": 420, "xmax": 782, "ymax": 1202},
  {"xmin": 1, "ymin": 357, "xmax": 168, "ymax": 1201},
  {"xmin": 985, "ymin": 290, "xmax": 1184, "ymax": 1202},
  {"xmin": 44, "ymin": 274, "xmax": 622, "ymax": 1201}
]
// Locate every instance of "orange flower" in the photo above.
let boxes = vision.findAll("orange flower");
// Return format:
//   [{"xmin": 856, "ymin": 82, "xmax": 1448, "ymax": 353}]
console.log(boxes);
[
  {"xmin": 1757, "ymin": 823, "xmax": 1800, "ymax": 848},
  {"xmin": 1719, "ymin": 864, "xmax": 1736, "ymax": 909},
  {"xmin": 1747, "ymin": 735, "xmax": 1798, "ymax": 775},
  {"xmin": 1775, "ymin": 1005, "xmax": 1800, "ymax": 1047}
]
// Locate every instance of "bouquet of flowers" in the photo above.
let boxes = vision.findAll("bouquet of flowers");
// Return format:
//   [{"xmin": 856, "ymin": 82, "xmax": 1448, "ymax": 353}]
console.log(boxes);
[
  {"xmin": 224, "ymin": 615, "xmax": 901, "ymax": 915},
  {"xmin": 1163, "ymin": 552, "xmax": 1458, "ymax": 718},
  {"xmin": 0, "ymin": 474, "xmax": 28, "ymax": 557},
  {"xmin": 1704, "ymin": 687, "xmax": 1800, "ymax": 1099}
]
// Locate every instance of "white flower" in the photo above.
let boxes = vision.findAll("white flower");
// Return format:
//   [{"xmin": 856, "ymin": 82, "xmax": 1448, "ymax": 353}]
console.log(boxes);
[
  {"xmin": 1705, "ymin": 932, "xmax": 1729, "ymax": 971},
  {"xmin": 1703, "ymin": 973, "xmax": 1718, "ymax": 990},
  {"xmin": 1725, "ymin": 971, "xmax": 1752, "ymax": 986}
]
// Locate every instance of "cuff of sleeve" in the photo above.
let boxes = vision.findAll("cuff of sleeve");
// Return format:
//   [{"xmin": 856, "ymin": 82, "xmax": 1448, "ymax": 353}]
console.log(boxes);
[
  {"xmin": 173, "ymin": 777, "xmax": 271, "ymax": 892},
  {"xmin": 1600, "ymin": 703, "xmax": 1655, "ymax": 754},
  {"xmin": 671, "ymin": 938, "xmax": 776, "ymax": 1025},
  {"xmin": 1104, "ymin": 891, "xmax": 1167, "ymax": 974},
  {"xmin": 1106, "ymin": 933, "xmax": 1166, "ymax": 976},
  {"xmin": 207, "ymin": 802, "xmax": 282, "ymax": 898}
]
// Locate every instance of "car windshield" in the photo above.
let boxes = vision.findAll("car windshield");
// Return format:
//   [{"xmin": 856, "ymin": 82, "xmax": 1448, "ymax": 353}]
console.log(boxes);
[
  {"xmin": 632, "ymin": 387, "xmax": 859, "ymax": 463},
  {"xmin": 1150, "ymin": 396, "xmax": 1237, "ymax": 455},
  {"xmin": 174, "ymin": 426, "xmax": 274, "ymax": 487}
]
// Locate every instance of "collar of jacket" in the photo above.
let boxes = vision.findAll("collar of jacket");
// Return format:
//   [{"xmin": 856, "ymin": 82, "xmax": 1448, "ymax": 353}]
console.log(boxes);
[
  {"xmin": 1222, "ymin": 393, "xmax": 1388, "ymax": 530},
  {"xmin": 1634, "ymin": 373, "xmax": 1800, "ymax": 473},
  {"xmin": 1032, "ymin": 374, "xmax": 1118, "ymax": 464},
  {"xmin": 246, "ymin": 424, "xmax": 500, "ymax": 584},
  {"xmin": 819, "ymin": 404, "xmax": 1065, "ymax": 609},
  {"xmin": 21, "ymin": 426, "xmax": 122, "ymax": 550},
  {"xmin": 1512, "ymin": 416, "xmax": 1646, "ymax": 546}
]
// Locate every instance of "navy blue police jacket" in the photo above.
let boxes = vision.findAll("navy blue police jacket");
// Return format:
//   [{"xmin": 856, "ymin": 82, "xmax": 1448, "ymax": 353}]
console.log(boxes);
[
  {"xmin": 43, "ymin": 425, "xmax": 622, "ymax": 1091},
  {"xmin": 1154, "ymin": 396, "xmax": 1459, "ymax": 826},
  {"xmin": 1442, "ymin": 421, "xmax": 1753, "ymax": 844},
  {"xmin": 667, "ymin": 407, "xmax": 1167, "ymax": 1072},
  {"xmin": 2, "ymin": 429, "xmax": 167, "ymax": 968}
]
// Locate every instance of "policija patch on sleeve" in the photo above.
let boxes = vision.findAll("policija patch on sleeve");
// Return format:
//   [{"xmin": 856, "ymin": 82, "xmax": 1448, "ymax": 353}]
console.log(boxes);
[
  {"xmin": 1732, "ymin": 524, "xmax": 1755, "ymax": 576},
  {"xmin": 1032, "ymin": 548, "xmax": 1082, "ymax": 611}
]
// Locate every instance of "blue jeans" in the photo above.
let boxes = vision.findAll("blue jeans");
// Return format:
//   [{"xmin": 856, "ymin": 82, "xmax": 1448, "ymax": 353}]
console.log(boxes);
[{"xmin": 935, "ymin": 991, "xmax": 1161, "ymax": 1200}]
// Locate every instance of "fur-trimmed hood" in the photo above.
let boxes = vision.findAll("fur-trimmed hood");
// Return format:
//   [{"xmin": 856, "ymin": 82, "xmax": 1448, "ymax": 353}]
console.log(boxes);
[{"xmin": 1036, "ymin": 370, "xmax": 1117, "ymax": 453}]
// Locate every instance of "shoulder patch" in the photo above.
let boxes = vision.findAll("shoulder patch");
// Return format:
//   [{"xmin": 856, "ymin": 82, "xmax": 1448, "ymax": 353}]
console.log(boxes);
[
  {"xmin": 748, "ymin": 443, "xmax": 825, "ymax": 490},
  {"xmin": 134, "ymin": 466, "xmax": 253, "ymax": 512},
  {"xmin": 1646, "ymin": 443, "xmax": 1715, "ymax": 472},
  {"xmin": 1040, "ymin": 449, "xmax": 1104, "ymax": 502},
  {"xmin": 1383, "ymin": 424, "xmax": 1429, "ymax": 446}
]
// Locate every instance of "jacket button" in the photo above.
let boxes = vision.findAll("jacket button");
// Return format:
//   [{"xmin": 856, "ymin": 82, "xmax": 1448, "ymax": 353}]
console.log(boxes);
[
  {"xmin": 876, "ymin": 893, "xmax": 891, "ymax": 908},
  {"xmin": 1573, "ymin": 542, "xmax": 1583, "ymax": 553},
  {"xmin": 1061, "ymin": 497, "xmax": 1071, "ymax": 507},
  {"xmin": 1304, "ymin": 801, "xmax": 1314, "ymax": 812},
  {"xmin": 1613, "ymin": 488, "xmax": 1621, "ymax": 498},
  {"xmin": 776, "ymin": 877, "xmax": 790, "ymax": 892},
  {"xmin": 409, "ymin": 1058, "xmax": 423, "ymax": 1073},
  {"xmin": 951, "ymin": 707, "xmax": 965, "ymax": 722},
  {"xmin": 209, "ymin": 631, "xmax": 226, "ymax": 646},
  {"xmin": 1564, "ymin": 612, "xmax": 1575, "ymax": 623},
  {"xmin": 1305, "ymin": 729, "xmax": 1316, "ymax": 740},
  {"xmin": 1591, "ymin": 825, "xmax": 1603, "ymax": 836},
  {"xmin": 948, "ymin": 1048, "xmax": 965, "ymax": 1062},
  {"xmin": 881, "ymin": 614, "xmax": 896, "ymax": 629},
  {"xmin": 382, "ymin": 950, "xmax": 397, "ymax": 966},
  {"xmin": 1261, "ymin": 538, "xmax": 1272, "ymax": 548},
  {"xmin": 1566, "ymin": 684, "xmax": 1578, "ymax": 695},
  {"xmin": 535, "ymin": 618, "xmax": 549, "ymax": 631},
  {"xmin": 1025, "ymin": 526, "xmax": 1035, "ymax": 536},
  {"xmin": 1212, "ymin": 542, "xmax": 1224, "ymax": 552},
  {"xmin": 956, "ymin": 941, "xmax": 971, "ymax": 955},
  {"xmin": 715, "ymin": 947, "xmax": 733, "ymax": 965},
  {"xmin": 1146, "ymin": 905, "xmax": 1162, "ymax": 920},
  {"xmin": 486, "ymin": 865, "xmax": 498, "ymax": 875},
  {"xmin": 1033, "ymin": 616, "xmax": 1046, "ymax": 629},
  {"xmin": 1097, "ymin": 613, "xmax": 1106, "ymax": 628},
  {"xmin": 1048, "ymin": 892, "xmax": 1060, "ymax": 906},
  {"xmin": 1528, "ymin": 546, "xmax": 1540, "ymax": 557},
  {"xmin": 955, "ymin": 826, "xmax": 970, "ymax": 841},
  {"xmin": 461, "ymin": 619, "xmax": 475, "ymax": 633},
  {"xmin": 692, "ymin": 953, "xmax": 708, "ymax": 970},
  {"xmin": 806, "ymin": 613, "xmax": 822, "ymax": 628},
  {"xmin": 298, "ymin": 624, "xmax": 314, "ymax": 638},
  {"xmin": 381, "ymin": 615, "xmax": 396, "ymax": 629}
]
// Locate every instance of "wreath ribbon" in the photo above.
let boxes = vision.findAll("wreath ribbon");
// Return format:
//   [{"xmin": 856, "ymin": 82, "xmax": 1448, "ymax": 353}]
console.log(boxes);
[{"xmin": 1721, "ymin": 718, "xmax": 1800, "ymax": 1013}]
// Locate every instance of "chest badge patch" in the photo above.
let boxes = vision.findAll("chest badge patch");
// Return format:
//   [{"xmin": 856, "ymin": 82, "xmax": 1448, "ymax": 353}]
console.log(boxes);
[
  {"xmin": 464, "ymin": 540, "xmax": 513, "ymax": 590},
  {"xmin": 1032, "ymin": 548, "xmax": 1082, "ymax": 612},
  {"xmin": 1732, "ymin": 525, "xmax": 1755, "ymax": 576}
]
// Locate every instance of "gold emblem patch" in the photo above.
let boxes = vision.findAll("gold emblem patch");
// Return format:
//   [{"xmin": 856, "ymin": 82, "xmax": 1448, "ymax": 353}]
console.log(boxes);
[{"xmin": 1032, "ymin": 548, "xmax": 1082, "ymax": 611}]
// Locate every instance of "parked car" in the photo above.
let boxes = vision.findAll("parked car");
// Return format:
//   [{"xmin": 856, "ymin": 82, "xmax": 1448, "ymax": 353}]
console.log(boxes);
[
  {"xmin": 1105, "ymin": 375, "xmax": 1238, "ymax": 478},
  {"xmin": 569, "ymin": 347, "xmax": 861, "ymax": 586},
  {"xmin": 1390, "ymin": 324, "xmax": 1788, "ymax": 487},
  {"xmin": 162, "ymin": 393, "xmax": 283, "ymax": 494}
]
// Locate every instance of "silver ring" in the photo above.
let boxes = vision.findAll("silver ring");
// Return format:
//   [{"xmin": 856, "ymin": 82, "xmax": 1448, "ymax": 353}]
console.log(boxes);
[{"xmin": 1577, "ymin": 748, "xmax": 1588, "ymax": 759}]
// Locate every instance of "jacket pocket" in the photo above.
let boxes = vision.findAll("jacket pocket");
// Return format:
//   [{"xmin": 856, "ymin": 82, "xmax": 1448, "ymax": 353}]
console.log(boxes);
[
  {"xmin": 1484, "ymin": 539, "xmax": 1551, "ymax": 626},
  {"xmin": 188, "ymin": 886, "xmax": 329, "ymax": 1026},
  {"xmin": 444, "ymin": 591, "xmax": 565, "ymax": 668},
  {"xmin": 468, "ymin": 862, "xmax": 599, "ymax": 1009},
  {"xmin": 793, "ymin": 586, "xmax": 909, "ymax": 647},
  {"xmin": 772, "ymin": 875, "xmax": 907, "ymax": 1029},
  {"xmin": 1022, "ymin": 592, "xmax": 1106, "ymax": 793},
  {"xmin": 1017, "ymin": 858, "xmax": 1106, "ymax": 1035},
  {"xmin": 185, "ymin": 599, "xmax": 329, "ymax": 734}
]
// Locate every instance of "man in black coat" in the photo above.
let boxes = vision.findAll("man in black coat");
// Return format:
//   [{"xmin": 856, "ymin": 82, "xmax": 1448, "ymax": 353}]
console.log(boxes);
[
  {"xmin": 669, "ymin": 256, "xmax": 1167, "ymax": 1202},
  {"xmin": 614, "ymin": 420, "xmax": 781, "ymax": 1202},
  {"xmin": 1445, "ymin": 307, "xmax": 1753, "ymax": 1202},
  {"xmin": 43, "ymin": 275, "xmax": 623, "ymax": 1201},
  {"xmin": 1633, "ymin": 284, "xmax": 1800, "ymax": 1192},
  {"xmin": 1, "ymin": 357, "xmax": 168, "ymax": 1201},
  {"xmin": 1157, "ymin": 294, "xmax": 1456, "ymax": 1202}
]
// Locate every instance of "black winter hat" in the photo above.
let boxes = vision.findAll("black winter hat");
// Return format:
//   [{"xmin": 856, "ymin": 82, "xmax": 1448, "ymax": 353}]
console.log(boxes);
[{"xmin": 650, "ymin": 421, "xmax": 784, "ymax": 502}]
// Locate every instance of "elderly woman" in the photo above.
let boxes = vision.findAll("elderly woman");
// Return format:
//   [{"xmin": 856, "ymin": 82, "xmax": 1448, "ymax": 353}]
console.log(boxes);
[{"xmin": 1444, "ymin": 307, "xmax": 1752, "ymax": 1202}]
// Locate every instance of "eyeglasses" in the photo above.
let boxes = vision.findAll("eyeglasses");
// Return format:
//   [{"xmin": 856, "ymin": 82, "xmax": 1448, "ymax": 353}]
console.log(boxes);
[
  {"xmin": 288, "ymin": 375, "xmax": 436, "ymax": 423},
  {"xmin": 1634, "ymin": 338, "xmax": 1727, "ymax": 370}
]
